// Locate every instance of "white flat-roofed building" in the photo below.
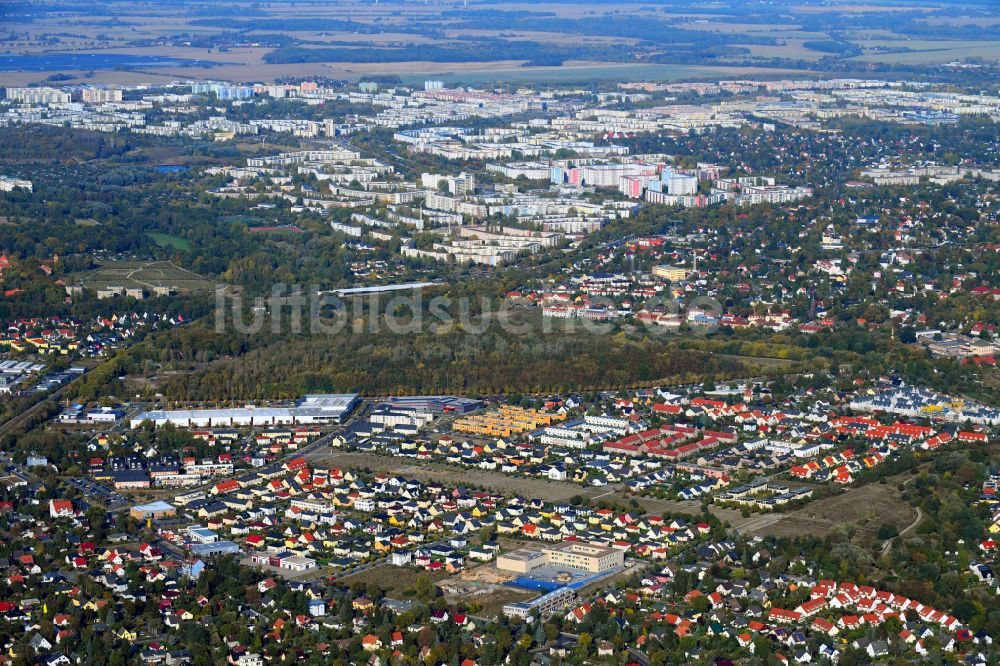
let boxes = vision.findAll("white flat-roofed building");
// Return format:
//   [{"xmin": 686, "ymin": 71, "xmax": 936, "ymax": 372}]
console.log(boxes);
[
  {"xmin": 0, "ymin": 361, "xmax": 45, "ymax": 374},
  {"xmin": 584, "ymin": 414, "xmax": 631, "ymax": 431},
  {"xmin": 153, "ymin": 473, "xmax": 201, "ymax": 487},
  {"xmin": 188, "ymin": 527, "xmax": 219, "ymax": 544},
  {"xmin": 765, "ymin": 440, "xmax": 829, "ymax": 458},
  {"xmin": 0, "ymin": 176, "xmax": 33, "ymax": 192},
  {"xmin": 369, "ymin": 406, "xmax": 434, "ymax": 429},
  {"xmin": 546, "ymin": 541, "xmax": 624, "ymax": 573},
  {"xmin": 6, "ymin": 87, "xmax": 71, "ymax": 105},
  {"xmin": 82, "ymin": 87, "xmax": 123, "ymax": 103},
  {"xmin": 497, "ymin": 540, "xmax": 625, "ymax": 575},
  {"xmin": 185, "ymin": 462, "xmax": 235, "ymax": 477},
  {"xmin": 537, "ymin": 431, "xmax": 591, "ymax": 449},
  {"xmin": 279, "ymin": 555, "xmax": 317, "ymax": 571},
  {"xmin": 487, "ymin": 161, "xmax": 552, "ymax": 180},
  {"xmin": 131, "ymin": 393, "xmax": 359, "ymax": 428},
  {"xmin": 497, "ymin": 548, "xmax": 549, "ymax": 574},
  {"xmin": 503, "ymin": 586, "xmax": 575, "ymax": 619},
  {"xmin": 84, "ymin": 407, "xmax": 125, "ymax": 423},
  {"xmin": 290, "ymin": 498, "xmax": 337, "ymax": 514},
  {"xmin": 536, "ymin": 421, "xmax": 593, "ymax": 449}
]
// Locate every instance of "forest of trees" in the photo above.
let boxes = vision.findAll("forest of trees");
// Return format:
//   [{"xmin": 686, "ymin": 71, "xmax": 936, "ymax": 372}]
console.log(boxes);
[{"xmin": 76, "ymin": 313, "xmax": 757, "ymax": 401}]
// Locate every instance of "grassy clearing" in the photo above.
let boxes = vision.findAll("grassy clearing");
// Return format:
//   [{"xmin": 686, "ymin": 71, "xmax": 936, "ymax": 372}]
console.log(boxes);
[
  {"xmin": 745, "ymin": 480, "xmax": 917, "ymax": 547},
  {"xmin": 742, "ymin": 41, "xmax": 827, "ymax": 61},
  {"xmin": 342, "ymin": 563, "xmax": 451, "ymax": 598},
  {"xmin": 147, "ymin": 232, "xmax": 192, "ymax": 252},
  {"xmin": 473, "ymin": 588, "xmax": 535, "ymax": 619}
]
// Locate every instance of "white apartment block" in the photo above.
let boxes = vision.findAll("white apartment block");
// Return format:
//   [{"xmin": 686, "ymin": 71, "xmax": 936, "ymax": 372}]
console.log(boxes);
[
  {"xmin": 6, "ymin": 87, "xmax": 71, "ymax": 105},
  {"xmin": 82, "ymin": 88, "xmax": 124, "ymax": 104}
]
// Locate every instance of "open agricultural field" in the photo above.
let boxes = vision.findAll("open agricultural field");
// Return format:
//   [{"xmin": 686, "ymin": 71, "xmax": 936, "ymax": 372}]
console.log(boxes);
[
  {"xmin": 396, "ymin": 62, "xmax": 815, "ymax": 86},
  {"xmin": 63, "ymin": 59, "xmax": 810, "ymax": 90},
  {"xmin": 69, "ymin": 260, "xmax": 219, "ymax": 293},
  {"xmin": 4, "ymin": 0, "xmax": 996, "ymax": 86},
  {"xmin": 851, "ymin": 42, "xmax": 1000, "ymax": 64},
  {"xmin": 739, "ymin": 42, "xmax": 829, "ymax": 62},
  {"xmin": 920, "ymin": 17, "xmax": 1000, "ymax": 27}
]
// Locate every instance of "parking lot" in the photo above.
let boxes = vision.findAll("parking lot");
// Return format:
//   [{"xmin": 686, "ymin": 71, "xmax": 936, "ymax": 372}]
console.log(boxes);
[{"xmin": 66, "ymin": 477, "xmax": 130, "ymax": 509}]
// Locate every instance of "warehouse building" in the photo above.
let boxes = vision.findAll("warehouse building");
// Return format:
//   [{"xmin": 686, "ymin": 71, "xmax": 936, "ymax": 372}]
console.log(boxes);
[
  {"xmin": 130, "ymin": 501, "xmax": 177, "ymax": 521},
  {"xmin": 131, "ymin": 393, "xmax": 360, "ymax": 428},
  {"xmin": 190, "ymin": 540, "xmax": 242, "ymax": 557}
]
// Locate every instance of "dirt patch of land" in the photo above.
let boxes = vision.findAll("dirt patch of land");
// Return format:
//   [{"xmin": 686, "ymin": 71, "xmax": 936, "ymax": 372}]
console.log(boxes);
[
  {"xmin": 742, "ymin": 480, "xmax": 917, "ymax": 546},
  {"xmin": 439, "ymin": 570, "xmax": 535, "ymax": 620},
  {"xmin": 470, "ymin": 587, "xmax": 535, "ymax": 619},
  {"xmin": 340, "ymin": 562, "xmax": 450, "ymax": 598}
]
